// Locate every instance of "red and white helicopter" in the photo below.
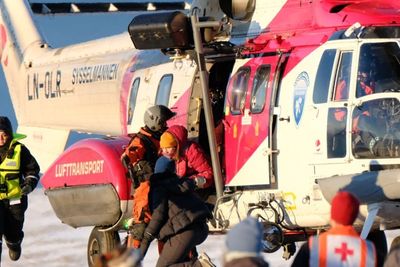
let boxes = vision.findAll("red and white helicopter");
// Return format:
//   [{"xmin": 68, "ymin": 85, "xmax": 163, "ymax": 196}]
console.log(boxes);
[{"xmin": 1, "ymin": 0, "xmax": 400, "ymax": 265}]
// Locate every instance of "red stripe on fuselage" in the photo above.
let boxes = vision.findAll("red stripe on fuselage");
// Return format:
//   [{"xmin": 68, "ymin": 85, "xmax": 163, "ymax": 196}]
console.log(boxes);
[{"xmin": 120, "ymin": 55, "xmax": 138, "ymax": 135}]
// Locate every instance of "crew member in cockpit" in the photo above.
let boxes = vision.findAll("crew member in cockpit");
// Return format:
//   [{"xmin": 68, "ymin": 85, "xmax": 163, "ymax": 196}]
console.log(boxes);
[{"xmin": 356, "ymin": 67, "xmax": 374, "ymax": 97}]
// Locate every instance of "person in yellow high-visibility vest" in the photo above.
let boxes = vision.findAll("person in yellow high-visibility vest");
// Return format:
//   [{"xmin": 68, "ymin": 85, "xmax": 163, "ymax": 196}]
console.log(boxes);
[{"xmin": 0, "ymin": 116, "xmax": 40, "ymax": 262}]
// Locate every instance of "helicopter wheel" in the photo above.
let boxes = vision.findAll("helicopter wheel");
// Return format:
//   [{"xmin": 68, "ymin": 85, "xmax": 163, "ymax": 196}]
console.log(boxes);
[
  {"xmin": 262, "ymin": 222, "xmax": 284, "ymax": 253},
  {"xmin": 87, "ymin": 226, "xmax": 121, "ymax": 267}
]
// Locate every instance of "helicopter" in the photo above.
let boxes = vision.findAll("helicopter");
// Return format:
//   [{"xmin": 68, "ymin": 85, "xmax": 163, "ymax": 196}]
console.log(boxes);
[{"xmin": 1, "ymin": 0, "xmax": 400, "ymax": 265}]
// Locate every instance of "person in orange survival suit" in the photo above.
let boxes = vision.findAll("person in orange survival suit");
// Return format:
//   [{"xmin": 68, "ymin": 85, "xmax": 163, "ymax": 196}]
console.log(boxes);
[
  {"xmin": 291, "ymin": 191, "xmax": 377, "ymax": 267},
  {"xmin": 356, "ymin": 69, "xmax": 374, "ymax": 98},
  {"xmin": 120, "ymin": 105, "xmax": 175, "ymax": 249}
]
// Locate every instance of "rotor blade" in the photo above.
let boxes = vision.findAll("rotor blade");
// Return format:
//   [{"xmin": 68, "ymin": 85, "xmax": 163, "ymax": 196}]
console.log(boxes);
[{"xmin": 30, "ymin": 2, "xmax": 189, "ymax": 14}]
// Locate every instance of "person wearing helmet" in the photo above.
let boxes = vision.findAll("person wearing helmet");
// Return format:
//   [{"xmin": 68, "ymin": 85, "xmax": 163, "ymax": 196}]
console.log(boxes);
[
  {"xmin": 356, "ymin": 50, "xmax": 376, "ymax": 98},
  {"xmin": 121, "ymin": 105, "xmax": 175, "ymax": 250},
  {"xmin": 143, "ymin": 105, "xmax": 176, "ymax": 135},
  {"xmin": 356, "ymin": 68, "xmax": 374, "ymax": 97},
  {"xmin": 122, "ymin": 105, "xmax": 176, "ymax": 181}
]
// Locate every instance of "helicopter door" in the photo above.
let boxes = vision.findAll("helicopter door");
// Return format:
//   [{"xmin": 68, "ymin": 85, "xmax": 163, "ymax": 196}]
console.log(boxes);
[
  {"xmin": 224, "ymin": 56, "xmax": 278, "ymax": 187},
  {"xmin": 311, "ymin": 48, "xmax": 355, "ymax": 177}
]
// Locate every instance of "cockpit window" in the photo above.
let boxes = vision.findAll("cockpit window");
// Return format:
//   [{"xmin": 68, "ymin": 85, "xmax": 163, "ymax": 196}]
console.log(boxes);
[
  {"xmin": 229, "ymin": 67, "xmax": 250, "ymax": 115},
  {"xmin": 357, "ymin": 42, "xmax": 400, "ymax": 97},
  {"xmin": 250, "ymin": 65, "xmax": 270, "ymax": 114},
  {"xmin": 333, "ymin": 52, "xmax": 352, "ymax": 101},
  {"xmin": 313, "ymin": 49, "xmax": 336, "ymax": 104},
  {"xmin": 352, "ymin": 98, "xmax": 400, "ymax": 158},
  {"xmin": 327, "ymin": 107, "xmax": 347, "ymax": 158}
]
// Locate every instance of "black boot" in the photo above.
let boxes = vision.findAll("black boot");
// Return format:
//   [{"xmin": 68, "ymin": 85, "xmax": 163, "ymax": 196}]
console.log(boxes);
[{"xmin": 6, "ymin": 241, "xmax": 21, "ymax": 261}]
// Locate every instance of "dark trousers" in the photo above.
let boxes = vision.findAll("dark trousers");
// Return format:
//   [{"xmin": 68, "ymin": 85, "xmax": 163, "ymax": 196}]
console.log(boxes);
[
  {"xmin": 0, "ymin": 196, "xmax": 27, "ymax": 246},
  {"xmin": 156, "ymin": 222, "xmax": 208, "ymax": 267}
]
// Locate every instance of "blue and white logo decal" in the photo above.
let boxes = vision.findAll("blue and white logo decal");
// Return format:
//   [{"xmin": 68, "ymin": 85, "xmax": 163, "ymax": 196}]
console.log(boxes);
[{"xmin": 293, "ymin": 72, "xmax": 309, "ymax": 126}]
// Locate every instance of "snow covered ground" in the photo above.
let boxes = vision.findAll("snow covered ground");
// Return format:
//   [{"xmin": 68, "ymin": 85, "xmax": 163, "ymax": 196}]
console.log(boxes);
[
  {"xmin": 1, "ymin": 187, "xmax": 399, "ymax": 267},
  {"xmin": 0, "ymin": 187, "xmax": 294, "ymax": 267}
]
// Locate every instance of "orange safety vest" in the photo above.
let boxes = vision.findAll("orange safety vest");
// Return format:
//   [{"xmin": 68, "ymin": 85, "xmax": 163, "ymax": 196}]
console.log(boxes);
[{"xmin": 309, "ymin": 225, "xmax": 376, "ymax": 267}]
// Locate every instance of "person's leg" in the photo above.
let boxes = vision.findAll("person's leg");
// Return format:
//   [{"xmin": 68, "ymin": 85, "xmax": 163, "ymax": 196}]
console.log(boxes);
[
  {"xmin": 0, "ymin": 199, "xmax": 7, "ymax": 264},
  {"xmin": 156, "ymin": 223, "xmax": 208, "ymax": 267},
  {"xmin": 156, "ymin": 230, "xmax": 195, "ymax": 267},
  {"xmin": 4, "ymin": 196, "xmax": 27, "ymax": 261}
]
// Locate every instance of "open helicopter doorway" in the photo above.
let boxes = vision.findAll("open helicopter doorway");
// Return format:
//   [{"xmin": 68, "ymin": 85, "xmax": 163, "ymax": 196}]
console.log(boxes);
[
  {"xmin": 187, "ymin": 60, "xmax": 234, "ymax": 184},
  {"xmin": 199, "ymin": 60, "xmax": 234, "ymax": 162}
]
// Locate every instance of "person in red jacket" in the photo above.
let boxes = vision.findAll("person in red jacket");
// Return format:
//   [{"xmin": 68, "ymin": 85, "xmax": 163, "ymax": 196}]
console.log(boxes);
[{"xmin": 159, "ymin": 125, "xmax": 214, "ymax": 201}]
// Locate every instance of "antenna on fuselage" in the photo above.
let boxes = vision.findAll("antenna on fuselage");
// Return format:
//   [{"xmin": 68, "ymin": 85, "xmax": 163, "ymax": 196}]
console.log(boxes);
[
  {"xmin": 344, "ymin": 22, "xmax": 362, "ymax": 38},
  {"xmin": 166, "ymin": 48, "xmax": 188, "ymax": 70}
]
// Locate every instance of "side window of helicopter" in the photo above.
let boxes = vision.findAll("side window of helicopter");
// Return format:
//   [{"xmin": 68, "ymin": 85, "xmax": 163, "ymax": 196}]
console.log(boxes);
[
  {"xmin": 229, "ymin": 67, "xmax": 250, "ymax": 115},
  {"xmin": 127, "ymin": 77, "xmax": 140, "ymax": 125},
  {"xmin": 357, "ymin": 42, "xmax": 400, "ymax": 95},
  {"xmin": 250, "ymin": 65, "xmax": 270, "ymax": 114},
  {"xmin": 326, "ymin": 52, "xmax": 352, "ymax": 158},
  {"xmin": 313, "ymin": 49, "xmax": 336, "ymax": 104},
  {"xmin": 333, "ymin": 52, "xmax": 352, "ymax": 101},
  {"xmin": 155, "ymin": 74, "xmax": 173, "ymax": 106},
  {"xmin": 352, "ymin": 98, "xmax": 400, "ymax": 159},
  {"xmin": 327, "ymin": 107, "xmax": 347, "ymax": 158}
]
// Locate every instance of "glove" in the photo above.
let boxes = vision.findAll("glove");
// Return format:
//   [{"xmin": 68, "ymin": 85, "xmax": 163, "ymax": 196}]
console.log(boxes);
[
  {"xmin": 194, "ymin": 176, "xmax": 207, "ymax": 189},
  {"xmin": 21, "ymin": 184, "xmax": 33, "ymax": 195},
  {"xmin": 133, "ymin": 161, "xmax": 153, "ymax": 182},
  {"xmin": 121, "ymin": 153, "xmax": 130, "ymax": 167},
  {"xmin": 139, "ymin": 232, "xmax": 155, "ymax": 258},
  {"xmin": 130, "ymin": 222, "xmax": 147, "ymax": 240},
  {"xmin": 21, "ymin": 178, "xmax": 37, "ymax": 195}
]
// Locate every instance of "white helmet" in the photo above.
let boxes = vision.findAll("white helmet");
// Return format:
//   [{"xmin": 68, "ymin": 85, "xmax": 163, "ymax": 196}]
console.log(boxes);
[{"xmin": 144, "ymin": 105, "xmax": 176, "ymax": 132}]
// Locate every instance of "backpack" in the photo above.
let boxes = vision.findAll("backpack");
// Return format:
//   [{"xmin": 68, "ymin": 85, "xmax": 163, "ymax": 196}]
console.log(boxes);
[
  {"xmin": 123, "ymin": 132, "xmax": 158, "ymax": 188},
  {"xmin": 125, "ymin": 132, "xmax": 158, "ymax": 166}
]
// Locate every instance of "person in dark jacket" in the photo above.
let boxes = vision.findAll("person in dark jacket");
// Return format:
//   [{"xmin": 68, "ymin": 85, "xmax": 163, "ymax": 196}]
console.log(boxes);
[
  {"xmin": 0, "ymin": 116, "xmax": 40, "ymax": 262},
  {"xmin": 139, "ymin": 156, "xmax": 212, "ymax": 267},
  {"xmin": 223, "ymin": 216, "xmax": 269, "ymax": 267}
]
